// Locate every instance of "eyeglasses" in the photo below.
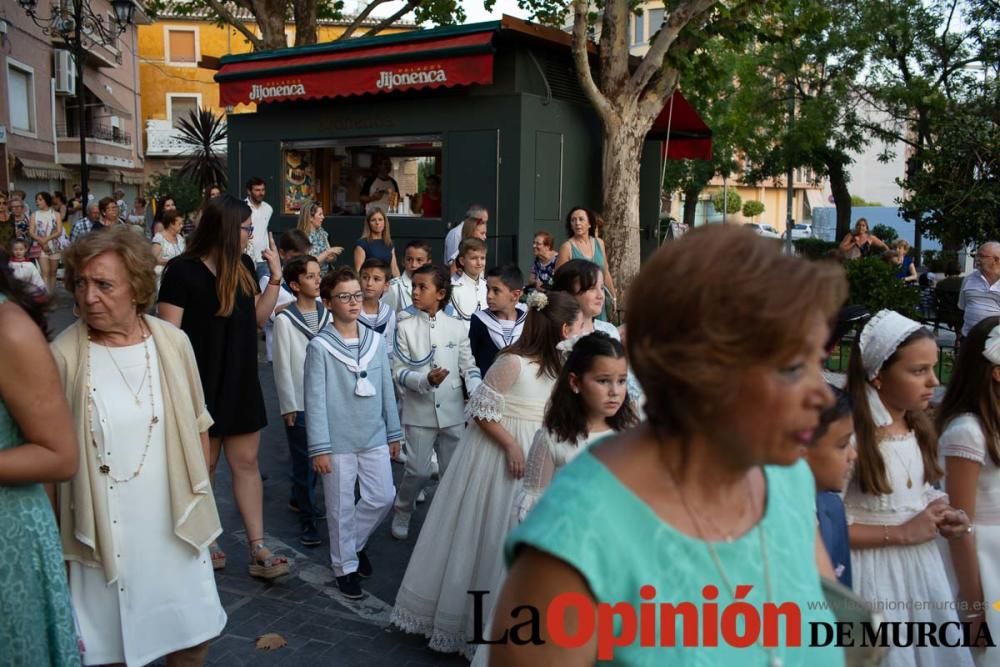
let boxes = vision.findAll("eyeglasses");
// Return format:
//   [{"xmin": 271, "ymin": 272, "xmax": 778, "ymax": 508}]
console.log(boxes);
[
  {"xmin": 332, "ymin": 291, "xmax": 364, "ymax": 304},
  {"xmin": 240, "ymin": 225, "xmax": 254, "ymax": 235}
]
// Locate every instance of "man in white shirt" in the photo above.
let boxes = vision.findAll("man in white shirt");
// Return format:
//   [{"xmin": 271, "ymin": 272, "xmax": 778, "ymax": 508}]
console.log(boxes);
[
  {"xmin": 359, "ymin": 157, "xmax": 400, "ymax": 214},
  {"xmin": 960, "ymin": 241, "xmax": 1000, "ymax": 336},
  {"xmin": 246, "ymin": 176, "xmax": 274, "ymax": 280},
  {"xmin": 444, "ymin": 204, "xmax": 488, "ymax": 269}
]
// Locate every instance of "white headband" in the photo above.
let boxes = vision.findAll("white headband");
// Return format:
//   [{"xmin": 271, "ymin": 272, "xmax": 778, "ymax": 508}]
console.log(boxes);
[
  {"xmin": 858, "ymin": 310, "xmax": 923, "ymax": 380},
  {"xmin": 985, "ymin": 325, "xmax": 1000, "ymax": 365}
]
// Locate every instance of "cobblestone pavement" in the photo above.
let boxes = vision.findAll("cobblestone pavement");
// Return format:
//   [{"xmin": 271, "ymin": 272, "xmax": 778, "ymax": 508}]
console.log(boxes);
[{"xmin": 47, "ymin": 291, "xmax": 470, "ymax": 667}]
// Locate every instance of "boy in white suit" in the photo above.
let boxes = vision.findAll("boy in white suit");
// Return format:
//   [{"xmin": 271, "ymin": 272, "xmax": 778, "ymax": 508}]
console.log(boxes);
[{"xmin": 391, "ymin": 264, "xmax": 482, "ymax": 539}]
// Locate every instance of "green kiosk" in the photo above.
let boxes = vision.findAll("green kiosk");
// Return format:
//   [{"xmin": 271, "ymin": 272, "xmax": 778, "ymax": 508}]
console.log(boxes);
[{"xmin": 215, "ymin": 16, "xmax": 711, "ymax": 269}]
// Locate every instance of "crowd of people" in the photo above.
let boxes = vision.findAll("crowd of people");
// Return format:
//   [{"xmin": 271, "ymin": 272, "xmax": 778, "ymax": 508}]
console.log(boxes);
[{"xmin": 2, "ymin": 181, "xmax": 1000, "ymax": 667}]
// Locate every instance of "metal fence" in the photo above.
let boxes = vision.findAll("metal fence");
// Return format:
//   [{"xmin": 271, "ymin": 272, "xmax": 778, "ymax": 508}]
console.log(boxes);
[{"xmin": 56, "ymin": 121, "xmax": 132, "ymax": 147}]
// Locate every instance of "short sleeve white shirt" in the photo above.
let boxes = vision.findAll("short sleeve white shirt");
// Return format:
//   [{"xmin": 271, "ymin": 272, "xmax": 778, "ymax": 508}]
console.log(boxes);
[{"xmin": 246, "ymin": 198, "xmax": 273, "ymax": 263}]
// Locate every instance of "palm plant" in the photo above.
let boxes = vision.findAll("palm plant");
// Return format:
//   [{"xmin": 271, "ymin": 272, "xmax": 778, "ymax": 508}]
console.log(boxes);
[{"xmin": 176, "ymin": 108, "xmax": 228, "ymax": 191}]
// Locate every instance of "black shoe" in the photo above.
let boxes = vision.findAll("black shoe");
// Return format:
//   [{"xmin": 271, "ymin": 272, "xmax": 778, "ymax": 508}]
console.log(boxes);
[
  {"xmin": 357, "ymin": 549, "xmax": 372, "ymax": 578},
  {"xmin": 300, "ymin": 521, "xmax": 321, "ymax": 547},
  {"xmin": 336, "ymin": 572, "xmax": 364, "ymax": 599}
]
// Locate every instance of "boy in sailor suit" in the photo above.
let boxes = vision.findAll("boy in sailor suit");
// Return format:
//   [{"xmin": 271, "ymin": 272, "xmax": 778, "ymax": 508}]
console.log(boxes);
[
  {"xmin": 470, "ymin": 263, "xmax": 526, "ymax": 375},
  {"xmin": 449, "ymin": 237, "xmax": 488, "ymax": 331},
  {"xmin": 391, "ymin": 264, "xmax": 482, "ymax": 540},
  {"xmin": 386, "ymin": 240, "xmax": 431, "ymax": 318},
  {"xmin": 272, "ymin": 256, "xmax": 330, "ymax": 547},
  {"xmin": 359, "ymin": 258, "xmax": 396, "ymax": 358}
]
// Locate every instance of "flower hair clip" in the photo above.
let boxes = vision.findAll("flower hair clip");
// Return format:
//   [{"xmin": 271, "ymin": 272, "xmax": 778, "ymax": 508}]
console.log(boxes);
[{"xmin": 526, "ymin": 291, "xmax": 548, "ymax": 311}]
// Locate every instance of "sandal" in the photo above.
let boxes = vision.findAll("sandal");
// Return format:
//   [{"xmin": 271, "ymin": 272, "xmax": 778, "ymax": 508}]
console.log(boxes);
[
  {"xmin": 210, "ymin": 542, "xmax": 226, "ymax": 570},
  {"xmin": 248, "ymin": 541, "xmax": 290, "ymax": 580}
]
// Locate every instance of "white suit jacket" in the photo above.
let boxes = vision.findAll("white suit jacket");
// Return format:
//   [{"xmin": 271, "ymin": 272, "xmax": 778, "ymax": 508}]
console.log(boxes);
[{"xmin": 393, "ymin": 309, "xmax": 482, "ymax": 428}]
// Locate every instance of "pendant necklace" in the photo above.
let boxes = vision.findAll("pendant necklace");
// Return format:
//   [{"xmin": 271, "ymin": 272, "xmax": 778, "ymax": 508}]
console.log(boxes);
[
  {"xmin": 886, "ymin": 436, "xmax": 914, "ymax": 489},
  {"xmin": 87, "ymin": 322, "xmax": 159, "ymax": 483},
  {"xmin": 667, "ymin": 465, "xmax": 783, "ymax": 667}
]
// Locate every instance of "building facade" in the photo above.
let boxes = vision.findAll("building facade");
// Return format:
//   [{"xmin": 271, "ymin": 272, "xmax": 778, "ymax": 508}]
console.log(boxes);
[
  {"xmin": 139, "ymin": 7, "xmax": 414, "ymax": 180},
  {"xmin": 1, "ymin": 0, "xmax": 146, "ymax": 204}
]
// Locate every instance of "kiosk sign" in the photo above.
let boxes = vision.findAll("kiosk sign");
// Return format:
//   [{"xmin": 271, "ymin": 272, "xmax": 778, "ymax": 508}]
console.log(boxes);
[
  {"xmin": 249, "ymin": 81, "xmax": 307, "ymax": 102},
  {"xmin": 376, "ymin": 67, "xmax": 448, "ymax": 91}
]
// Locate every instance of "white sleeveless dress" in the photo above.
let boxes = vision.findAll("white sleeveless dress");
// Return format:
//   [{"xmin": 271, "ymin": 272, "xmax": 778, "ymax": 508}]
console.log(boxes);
[{"xmin": 391, "ymin": 353, "xmax": 554, "ymax": 658}]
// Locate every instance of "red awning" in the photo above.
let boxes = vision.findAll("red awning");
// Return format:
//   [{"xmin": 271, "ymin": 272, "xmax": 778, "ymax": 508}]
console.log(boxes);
[
  {"xmin": 652, "ymin": 91, "xmax": 713, "ymax": 161},
  {"xmin": 216, "ymin": 32, "xmax": 495, "ymax": 106}
]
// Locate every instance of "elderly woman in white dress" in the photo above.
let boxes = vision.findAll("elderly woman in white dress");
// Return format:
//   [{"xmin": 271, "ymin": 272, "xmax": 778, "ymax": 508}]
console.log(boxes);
[{"xmin": 52, "ymin": 226, "xmax": 226, "ymax": 666}]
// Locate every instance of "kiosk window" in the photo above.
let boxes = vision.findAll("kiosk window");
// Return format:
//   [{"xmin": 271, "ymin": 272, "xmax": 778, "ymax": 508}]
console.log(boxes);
[{"xmin": 281, "ymin": 136, "xmax": 442, "ymax": 218}]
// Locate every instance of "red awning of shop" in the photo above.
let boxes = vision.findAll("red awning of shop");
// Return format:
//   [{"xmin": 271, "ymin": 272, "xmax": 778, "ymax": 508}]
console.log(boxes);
[
  {"xmin": 216, "ymin": 31, "xmax": 495, "ymax": 107},
  {"xmin": 652, "ymin": 90, "xmax": 713, "ymax": 161}
]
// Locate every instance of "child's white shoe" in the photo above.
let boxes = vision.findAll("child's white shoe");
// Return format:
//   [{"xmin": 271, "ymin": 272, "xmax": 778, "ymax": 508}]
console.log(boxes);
[
  {"xmin": 416, "ymin": 489, "xmax": 427, "ymax": 504},
  {"xmin": 430, "ymin": 451, "xmax": 439, "ymax": 478},
  {"xmin": 391, "ymin": 511, "xmax": 410, "ymax": 540}
]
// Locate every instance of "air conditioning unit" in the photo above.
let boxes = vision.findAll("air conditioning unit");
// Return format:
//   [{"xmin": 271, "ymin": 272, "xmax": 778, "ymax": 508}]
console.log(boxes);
[{"xmin": 54, "ymin": 50, "xmax": 76, "ymax": 96}]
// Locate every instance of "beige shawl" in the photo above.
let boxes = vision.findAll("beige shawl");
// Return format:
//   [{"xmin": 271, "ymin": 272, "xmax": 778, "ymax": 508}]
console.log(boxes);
[{"xmin": 51, "ymin": 316, "xmax": 221, "ymax": 583}]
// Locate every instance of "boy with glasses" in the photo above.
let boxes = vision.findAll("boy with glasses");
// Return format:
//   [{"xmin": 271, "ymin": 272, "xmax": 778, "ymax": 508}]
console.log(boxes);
[{"xmin": 305, "ymin": 267, "xmax": 401, "ymax": 599}]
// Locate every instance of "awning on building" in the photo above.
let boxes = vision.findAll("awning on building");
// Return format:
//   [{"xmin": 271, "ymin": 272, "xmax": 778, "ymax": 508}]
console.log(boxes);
[
  {"xmin": 85, "ymin": 83, "xmax": 133, "ymax": 119},
  {"xmin": 16, "ymin": 158, "xmax": 70, "ymax": 180},
  {"xmin": 805, "ymin": 188, "xmax": 830, "ymax": 211},
  {"xmin": 109, "ymin": 169, "xmax": 146, "ymax": 185},
  {"xmin": 651, "ymin": 91, "xmax": 713, "ymax": 161},
  {"xmin": 216, "ymin": 30, "xmax": 496, "ymax": 106}
]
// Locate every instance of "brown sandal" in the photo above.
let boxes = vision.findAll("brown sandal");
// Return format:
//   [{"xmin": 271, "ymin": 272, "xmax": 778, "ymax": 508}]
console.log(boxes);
[{"xmin": 248, "ymin": 541, "xmax": 290, "ymax": 579}]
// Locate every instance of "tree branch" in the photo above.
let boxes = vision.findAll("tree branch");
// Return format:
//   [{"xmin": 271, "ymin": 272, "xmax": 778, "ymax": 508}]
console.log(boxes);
[
  {"xmin": 340, "ymin": 0, "xmax": 393, "ymax": 40},
  {"xmin": 630, "ymin": 0, "xmax": 718, "ymax": 94},
  {"xmin": 572, "ymin": 0, "xmax": 612, "ymax": 119},
  {"xmin": 599, "ymin": 0, "xmax": 631, "ymax": 94},
  {"xmin": 362, "ymin": 0, "xmax": 419, "ymax": 37},
  {"xmin": 206, "ymin": 0, "xmax": 263, "ymax": 49}
]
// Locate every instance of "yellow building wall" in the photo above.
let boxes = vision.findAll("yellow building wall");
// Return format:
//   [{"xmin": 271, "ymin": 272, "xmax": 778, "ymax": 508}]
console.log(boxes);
[{"xmin": 138, "ymin": 20, "xmax": 412, "ymax": 127}]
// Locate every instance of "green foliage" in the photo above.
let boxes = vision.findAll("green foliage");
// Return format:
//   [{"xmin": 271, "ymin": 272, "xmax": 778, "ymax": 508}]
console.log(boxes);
[
  {"xmin": 146, "ymin": 171, "xmax": 202, "ymax": 219},
  {"xmin": 871, "ymin": 224, "xmax": 898, "ymax": 244},
  {"xmin": 176, "ymin": 108, "xmax": 228, "ymax": 192},
  {"xmin": 711, "ymin": 189, "xmax": 742, "ymax": 215},
  {"xmin": 901, "ymin": 86, "xmax": 1000, "ymax": 247},
  {"xmin": 794, "ymin": 238, "xmax": 837, "ymax": 260},
  {"xmin": 851, "ymin": 195, "xmax": 883, "ymax": 207},
  {"xmin": 845, "ymin": 257, "xmax": 920, "ymax": 318},
  {"xmin": 742, "ymin": 200, "xmax": 765, "ymax": 218}
]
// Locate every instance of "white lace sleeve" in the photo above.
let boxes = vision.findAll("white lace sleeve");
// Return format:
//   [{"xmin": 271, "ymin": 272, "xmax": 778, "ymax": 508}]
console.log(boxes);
[
  {"xmin": 516, "ymin": 429, "xmax": 557, "ymax": 522},
  {"xmin": 466, "ymin": 353, "xmax": 523, "ymax": 422}
]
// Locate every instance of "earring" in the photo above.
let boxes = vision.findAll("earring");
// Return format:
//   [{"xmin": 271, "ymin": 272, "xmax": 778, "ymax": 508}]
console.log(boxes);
[{"xmin": 873, "ymin": 380, "xmax": 882, "ymax": 390}]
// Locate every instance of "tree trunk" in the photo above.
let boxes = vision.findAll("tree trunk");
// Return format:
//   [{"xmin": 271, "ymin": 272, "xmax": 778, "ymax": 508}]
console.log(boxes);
[
  {"xmin": 255, "ymin": 0, "xmax": 289, "ymax": 50},
  {"xmin": 826, "ymin": 157, "xmax": 853, "ymax": 241},
  {"xmin": 682, "ymin": 183, "xmax": 701, "ymax": 227},
  {"xmin": 293, "ymin": 0, "xmax": 318, "ymax": 46},
  {"xmin": 601, "ymin": 117, "xmax": 647, "ymax": 322}
]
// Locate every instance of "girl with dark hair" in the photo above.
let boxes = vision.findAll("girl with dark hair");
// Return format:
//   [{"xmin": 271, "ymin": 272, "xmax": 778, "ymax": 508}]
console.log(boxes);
[
  {"xmin": 936, "ymin": 316, "xmax": 1000, "ymax": 663},
  {"xmin": 515, "ymin": 331, "xmax": 637, "ymax": 521},
  {"xmin": 551, "ymin": 258, "xmax": 618, "ymax": 337},
  {"xmin": 554, "ymin": 207, "xmax": 617, "ymax": 318},
  {"xmin": 392, "ymin": 290, "xmax": 583, "ymax": 657},
  {"xmin": 158, "ymin": 193, "xmax": 289, "ymax": 579},
  {"xmin": 30, "ymin": 191, "xmax": 64, "ymax": 294},
  {"xmin": 845, "ymin": 309, "xmax": 973, "ymax": 667},
  {"xmin": 153, "ymin": 195, "xmax": 177, "ymax": 236},
  {"xmin": 0, "ymin": 250, "xmax": 79, "ymax": 665}
]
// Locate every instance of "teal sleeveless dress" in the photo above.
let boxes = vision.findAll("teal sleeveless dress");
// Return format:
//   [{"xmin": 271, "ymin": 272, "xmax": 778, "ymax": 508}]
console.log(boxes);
[
  {"xmin": 507, "ymin": 452, "xmax": 844, "ymax": 666},
  {"xmin": 0, "ymin": 295, "xmax": 81, "ymax": 666}
]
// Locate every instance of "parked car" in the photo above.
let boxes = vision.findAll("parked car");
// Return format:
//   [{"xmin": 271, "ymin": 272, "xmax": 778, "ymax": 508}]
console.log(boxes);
[
  {"xmin": 791, "ymin": 223, "xmax": 813, "ymax": 240},
  {"xmin": 746, "ymin": 223, "xmax": 781, "ymax": 239}
]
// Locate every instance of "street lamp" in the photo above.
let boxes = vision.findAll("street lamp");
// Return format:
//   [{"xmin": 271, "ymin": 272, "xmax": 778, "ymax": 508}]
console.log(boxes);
[{"xmin": 18, "ymin": 0, "xmax": 136, "ymax": 204}]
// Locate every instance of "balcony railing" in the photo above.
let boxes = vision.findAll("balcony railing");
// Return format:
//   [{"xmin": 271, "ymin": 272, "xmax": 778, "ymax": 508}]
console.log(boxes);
[
  {"xmin": 146, "ymin": 119, "xmax": 227, "ymax": 158},
  {"xmin": 57, "ymin": 121, "xmax": 132, "ymax": 146}
]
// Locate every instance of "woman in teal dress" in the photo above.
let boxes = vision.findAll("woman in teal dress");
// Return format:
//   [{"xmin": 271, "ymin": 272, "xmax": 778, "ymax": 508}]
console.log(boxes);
[
  {"xmin": 0, "ymin": 266, "xmax": 81, "ymax": 666},
  {"xmin": 555, "ymin": 207, "xmax": 617, "ymax": 321},
  {"xmin": 490, "ymin": 225, "xmax": 847, "ymax": 666}
]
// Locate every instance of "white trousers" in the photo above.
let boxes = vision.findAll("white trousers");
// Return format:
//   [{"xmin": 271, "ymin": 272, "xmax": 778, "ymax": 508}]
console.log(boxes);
[
  {"xmin": 320, "ymin": 446, "xmax": 395, "ymax": 576},
  {"xmin": 394, "ymin": 424, "xmax": 463, "ymax": 516}
]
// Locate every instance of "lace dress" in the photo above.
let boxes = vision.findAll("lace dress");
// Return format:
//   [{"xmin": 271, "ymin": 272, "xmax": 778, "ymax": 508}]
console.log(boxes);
[
  {"xmin": 391, "ymin": 353, "xmax": 555, "ymax": 658},
  {"xmin": 515, "ymin": 428, "xmax": 611, "ymax": 522},
  {"xmin": 939, "ymin": 414, "xmax": 1000, "ymax": 667},
  {"xmin": 845, "ymin": 431, "xmax": 974, "ymax": 667}
]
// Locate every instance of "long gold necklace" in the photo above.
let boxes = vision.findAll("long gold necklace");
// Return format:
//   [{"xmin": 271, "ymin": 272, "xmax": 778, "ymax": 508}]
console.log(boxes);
[
  {"xmin": 883, "ymin": 433, "xmax": 915, "ymax": 489},
  {"xmin": 666, "ymin": 465, "xmax": 783, "ymax": 667},
  {"xmin": 87, "ymin": 321, "xmax": 159, "ymax": 483}
]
